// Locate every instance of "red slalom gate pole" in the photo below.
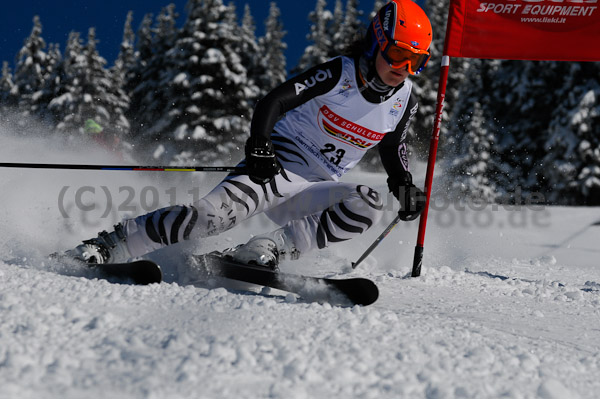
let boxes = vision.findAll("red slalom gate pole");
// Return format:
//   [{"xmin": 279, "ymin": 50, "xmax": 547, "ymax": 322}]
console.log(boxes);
[{"xmin": 411, "ymin": 55, "xmax": 451, "ymax": 277}]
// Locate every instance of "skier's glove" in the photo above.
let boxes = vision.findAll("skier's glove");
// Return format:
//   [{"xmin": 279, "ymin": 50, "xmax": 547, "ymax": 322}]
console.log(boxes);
[
  {"xmin": 387, "ymin": 172, "xmax": 427, "ymax": 221},
  {"xmin": 245, "ymin": 136, "xmax": 281, "ymax": 185}
]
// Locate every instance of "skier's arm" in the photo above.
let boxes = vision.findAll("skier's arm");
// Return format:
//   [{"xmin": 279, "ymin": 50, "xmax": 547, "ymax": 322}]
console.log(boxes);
[
  {"xmin": 245, "ymin": 58, "xmax": 343, "ymax": 184},
  {"xmin": 378, "ymin": 93, "xmax": 425, "ymax": 221},
  {"xmin": 378, "ymin": 93, "xmax": 419, "ymax": 181},
  {"xmin": 249, "ymin": 57, "xmax": 343, "ymax": 141}
]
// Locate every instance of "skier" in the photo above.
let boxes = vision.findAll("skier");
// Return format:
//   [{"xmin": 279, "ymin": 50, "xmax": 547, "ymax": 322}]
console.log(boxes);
[
  {"xmin": 84, "ymin": 119, "xmax": 104, "ymax": 135},
  {"xmin": 83, "ymin": 118, "xmax": 124, "ymax": 156},
  {"xmin": 65, "ymin": 0, "xmax": 431, "ymax": 269}
]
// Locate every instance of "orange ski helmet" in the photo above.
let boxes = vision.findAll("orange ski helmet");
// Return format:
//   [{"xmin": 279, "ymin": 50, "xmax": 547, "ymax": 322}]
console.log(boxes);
[{"xmin": 365, "ymin": 0, "xmax": 433, "ymax": 75}]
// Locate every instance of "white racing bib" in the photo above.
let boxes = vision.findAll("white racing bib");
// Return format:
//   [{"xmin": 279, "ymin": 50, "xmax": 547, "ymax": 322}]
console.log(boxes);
[{"xmin": 274, "ymin": 56, "xmax": 412, "ymax": 179}]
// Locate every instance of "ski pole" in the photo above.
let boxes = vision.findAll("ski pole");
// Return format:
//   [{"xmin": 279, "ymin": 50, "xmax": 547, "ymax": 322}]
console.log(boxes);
[
  {"xmin": 0, "ymin": 162, "xmax": 244, "ymax": 173},
  {"xmin": 352, "ymin": 214, "xmax": 402, "ymax": 269}
]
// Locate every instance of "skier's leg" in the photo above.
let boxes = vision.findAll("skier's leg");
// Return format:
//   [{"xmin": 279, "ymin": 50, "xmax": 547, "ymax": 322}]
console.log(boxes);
[
  {"xmin": 66, "ymin": 167, "xmax": 311, "ymax": 263},
  {"xmin": 231, "ymin": 183, "xmax": 384, "ymax": 261}
]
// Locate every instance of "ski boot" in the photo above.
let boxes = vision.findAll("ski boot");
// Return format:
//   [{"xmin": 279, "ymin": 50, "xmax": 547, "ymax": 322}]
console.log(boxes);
[
  {"xmin": 224, "ymin": 227, "xmax": 300, "ymax": 271},
  {"xmin": 65, "ymin": 223, "xmax": 132, "ymax": 264}
]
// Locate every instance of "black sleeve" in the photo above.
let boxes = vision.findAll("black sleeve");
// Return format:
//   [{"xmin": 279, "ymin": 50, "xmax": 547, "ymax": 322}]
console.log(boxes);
[
  {"xmin": 378, "ymin": 92, "xmax": 419, "ymax": 183},
  {"xmin": 250, "ymin": 57, "xmax": 343, "ymax": 140}
]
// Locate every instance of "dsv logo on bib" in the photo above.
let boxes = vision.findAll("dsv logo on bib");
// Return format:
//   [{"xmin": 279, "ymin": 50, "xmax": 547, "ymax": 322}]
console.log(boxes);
[{"xmin": 295, "ymin": 69, "xmax": 334, "ymax": 95}]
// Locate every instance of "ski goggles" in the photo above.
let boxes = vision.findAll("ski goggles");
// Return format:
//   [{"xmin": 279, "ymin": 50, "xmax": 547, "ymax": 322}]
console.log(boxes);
[{"xmin": 380, "ymin": 41, "xmax": 430, "ymax": 75}]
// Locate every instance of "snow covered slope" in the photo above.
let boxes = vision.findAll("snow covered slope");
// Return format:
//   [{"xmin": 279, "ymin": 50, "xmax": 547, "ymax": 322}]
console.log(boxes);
[{"xmin": 1, "ymin": 128, "xmax": 599, "ymax": 399}]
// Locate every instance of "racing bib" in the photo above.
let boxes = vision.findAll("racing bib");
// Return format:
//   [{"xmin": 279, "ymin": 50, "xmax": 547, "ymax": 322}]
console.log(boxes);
[{"xmin": 274, "ymin": 56, "xmax": 412, "ymax": 179}]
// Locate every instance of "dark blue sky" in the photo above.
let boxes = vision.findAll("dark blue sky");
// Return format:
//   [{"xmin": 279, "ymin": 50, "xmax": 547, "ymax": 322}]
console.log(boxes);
[{"xmin": 0, "ymin": 0, "xmax": 376, "ymax": 73}]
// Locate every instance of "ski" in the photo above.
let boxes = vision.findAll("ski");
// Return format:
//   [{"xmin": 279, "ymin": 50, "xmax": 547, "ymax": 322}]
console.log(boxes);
[
  {"xmin": 190, "ymin": 253, "xmax": 379, "ymax": 306},
  {"xmin": 48, "ymin": 252, "xmax": 163, "ymax": 285},
  {"xmin": 87, "ymin": 260, "xmax": 163, "ymax": 285}
]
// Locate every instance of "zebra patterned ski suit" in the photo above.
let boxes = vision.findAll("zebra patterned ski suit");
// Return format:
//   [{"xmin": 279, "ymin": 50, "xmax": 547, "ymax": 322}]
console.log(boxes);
[{"xmin": 122, "ymin": 56, "xmax": 418, "ymax": 259}]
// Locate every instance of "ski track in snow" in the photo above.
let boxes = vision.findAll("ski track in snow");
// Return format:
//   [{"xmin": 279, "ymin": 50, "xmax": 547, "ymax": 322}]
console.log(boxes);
[{"xmin": 1, "ymin": 126, "xmax": 600, "ymax": 398}]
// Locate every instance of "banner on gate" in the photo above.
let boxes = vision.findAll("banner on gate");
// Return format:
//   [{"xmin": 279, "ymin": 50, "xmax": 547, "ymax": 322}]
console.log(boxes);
[{"xmin": 445, "ymin": 0, "xmax": 600, "ymax": 61}]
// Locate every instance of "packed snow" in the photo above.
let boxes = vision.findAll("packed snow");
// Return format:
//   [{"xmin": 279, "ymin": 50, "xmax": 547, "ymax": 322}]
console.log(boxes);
[{"xmin": 1, "ymin": 127, "xmax": 599, "ymax": 399}]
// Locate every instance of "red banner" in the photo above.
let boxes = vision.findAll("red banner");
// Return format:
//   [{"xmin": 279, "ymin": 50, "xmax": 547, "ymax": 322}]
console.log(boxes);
[{"xmin": 445, "ymin": 0, "xmax": 600, "ymax": 61}]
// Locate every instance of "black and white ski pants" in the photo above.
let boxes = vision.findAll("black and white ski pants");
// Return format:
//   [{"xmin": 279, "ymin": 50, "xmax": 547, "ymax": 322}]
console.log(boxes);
[{"xmin": 122, "ymin": 161, "xmax": 384, "ymax": 258}]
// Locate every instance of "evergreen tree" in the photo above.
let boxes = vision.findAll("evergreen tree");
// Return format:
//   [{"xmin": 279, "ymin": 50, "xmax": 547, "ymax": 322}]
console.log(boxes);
[
  {"xmin": 50, "ymin": 29, "xmax": 129, "ymax": 137},
  {"xmin": 147, "ymin": 0, "xmax": 254, "ymax": 164},
  {"xmin": 137, "ymin": 13, "xmax": 155, "ymax": 64},
  {"xmin": 0, "ymin": 61, "xmax": 17, "ymax": 113},
  {"xmin": 257, "ymin": 2, "xmax": 287, "ymax": 95},
  {"xmin": 490, "ymin": 61, "xmax": 568, "ymax": 196},
  {"xmin": 84, "ymin": 28, "xmax": 130, "ymax": 135},
  {"xmin": 447, "ymin": 102, "xmax": 499, "ymax": 202},
  {"xmin": 415, "ymin": 0, "xmax": 470, "ymax": 160},
  {"xmin": 541, "ymin": 63, "xmax": 600, "ymax": 205},
  {"xmin": 128, "ymin": 5, "xmax": 179, "ymax": 140},
  {"xmin": 112, "ymin": 11, "xmax": 136, "ymax": 89},
  {"xmin": 294, "ymin": 0, "xmax": 333, "ymax": 73},
  {"xmin": 34, "ymin": 42, "xmax": 63, "ymax": 123},
  {"xmin": 332, "ymin": 0, "xmax": 363, "ymax": 57},
  {"xmin": 443, "ymin": 52, "xmax": 600, "ymax": 206},
  {"xmin": 329, "ymin": 0, "xmax": 345, "ymax": 56},
  {"xmin": 238, "ymin": 4, "xmax": 262, "ymax": 106},
  {"xmin": 126, "ymin": 12, "xmax": 156, "ymax": 136},
  {"xmin": 48, "ymin": 31, "xmax": 85, "ymax": 132},
  {"xmin": 239, "ymin": 4, "xmax": 258, "ymax": 71},
  {"xmin": 445, "ymin": 59, "xmax": 505, "ymax": 203},
  {"xmin": 13, "ymin": 15, "xmax": 48, "ymax": 119}
]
